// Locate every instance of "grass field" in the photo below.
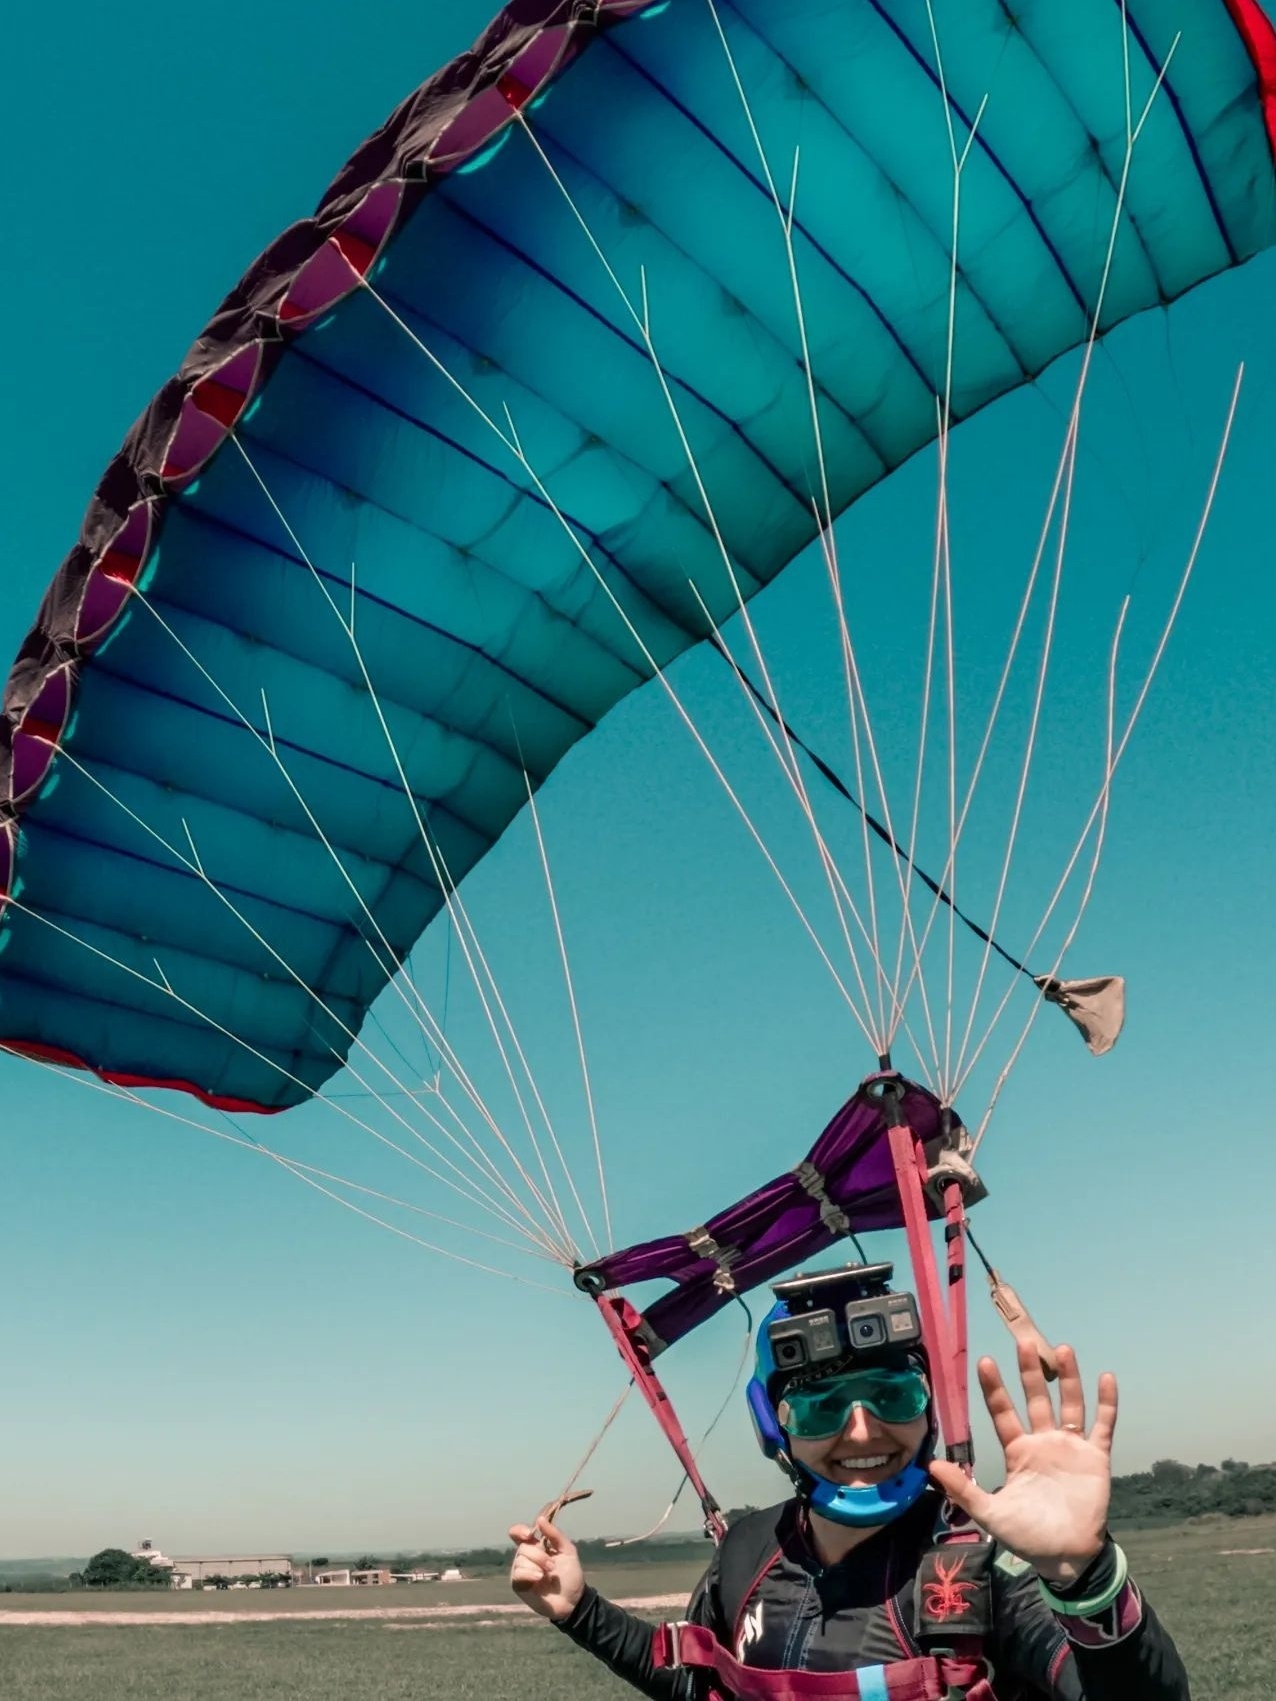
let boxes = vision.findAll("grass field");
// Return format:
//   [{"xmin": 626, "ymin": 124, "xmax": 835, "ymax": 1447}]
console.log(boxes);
[{"xmin": 1, "ymin": 1519, "xmax": 1271, "ymax": 1699}]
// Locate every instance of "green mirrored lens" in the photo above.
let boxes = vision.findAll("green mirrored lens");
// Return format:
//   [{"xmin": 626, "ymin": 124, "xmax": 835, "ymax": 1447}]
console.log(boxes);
[{"xmin": 778, "ymin": 1369, "xmax": 928, "ymax": 1437}]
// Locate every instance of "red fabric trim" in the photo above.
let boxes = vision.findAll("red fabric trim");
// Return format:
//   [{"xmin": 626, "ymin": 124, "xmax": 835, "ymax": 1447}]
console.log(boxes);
[
  {"xmin": 330, "ymin": 228, "xmax": 376, "ymax": 274},
  {"xmin": 18, "ymin": 718, "xmax": 61, "ymax": 745},
  {"xmin": 883, "ymin": 1526, "xmax": 918, "ymax": 1660},
  {"xmin": 1049, "ymin": 1640, "xmax": 1073, "ymax": 1685},
  {"xmin": 0, "ymin": 1037, "xmax": 277, "ymax": 1115},
  {"xmin": 497, "ymin": 70, "xmax": 536, "ymax": 109},
  {"xmin": 730, "ymin": 1543, "xmax": 784, "ymax": 1652},
  {"xmin": 190, "ymin": 377, "xmax": 247, "ymax": 428},
  {"xmin": 99, "ymin": 546, "xmax": 144, "ymax": 585},
  {"xmin": 1224, "ymin": 0, "xmax": 1276, "ymax": 161}
]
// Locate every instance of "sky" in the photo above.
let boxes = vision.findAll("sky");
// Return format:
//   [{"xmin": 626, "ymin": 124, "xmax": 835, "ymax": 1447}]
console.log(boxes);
[{"xmin": 2, "ymin": 1, "xmax": 1274, "ymax": 1562}]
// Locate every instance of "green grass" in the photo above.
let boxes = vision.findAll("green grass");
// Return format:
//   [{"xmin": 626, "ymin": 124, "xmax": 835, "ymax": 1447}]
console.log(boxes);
[{"xmin": 1, "ymin": 1520, "xmax": 1271, "ymax": 1699}]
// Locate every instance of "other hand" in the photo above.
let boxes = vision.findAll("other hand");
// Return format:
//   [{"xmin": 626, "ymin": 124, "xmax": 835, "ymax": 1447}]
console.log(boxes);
[
  {"xmin": 508, "ymin": 1515, "xmax": 585, "ymax": 1622},
  {"xmin": 929, "ymin": 1341, "xmax": 1117, "ymax": 1584}
]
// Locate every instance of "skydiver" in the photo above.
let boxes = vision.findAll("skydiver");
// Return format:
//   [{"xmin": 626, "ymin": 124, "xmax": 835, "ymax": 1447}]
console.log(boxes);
[{"xmin": 508, "ymin": 1336, "xmax": 1190, "ymax": 1699}]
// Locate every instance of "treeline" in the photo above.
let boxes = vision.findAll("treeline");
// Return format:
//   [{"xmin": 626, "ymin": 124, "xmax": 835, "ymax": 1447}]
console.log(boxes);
[
  {"xmin": 1107, "ymin": 1460, "xmax": 1275, "ymax": 1527},
  {"xmin": 7, "ymin": 1463, "xmax": 1272, "ymax": 1592}
]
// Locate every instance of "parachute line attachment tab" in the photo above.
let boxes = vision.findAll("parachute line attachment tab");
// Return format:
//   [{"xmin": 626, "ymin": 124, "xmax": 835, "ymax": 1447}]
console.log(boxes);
[
  {"xmin": 686, "ymin": 1225, "xmax": 740, "ymax": 1293},
  {"xmin": 790, "ymin": 1160, "xmax": 850, "ymax": 1237}
]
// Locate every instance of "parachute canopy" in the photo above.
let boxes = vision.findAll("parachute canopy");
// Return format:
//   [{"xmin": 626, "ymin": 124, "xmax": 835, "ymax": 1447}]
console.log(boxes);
[{"xmin": 3, "ymin": 0, "xmax": 1274, "ymax": 1109}]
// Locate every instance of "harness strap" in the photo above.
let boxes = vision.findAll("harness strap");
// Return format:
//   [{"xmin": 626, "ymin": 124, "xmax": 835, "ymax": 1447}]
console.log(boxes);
[
  {"xmin": 591, "ymin": 1292, "xmax": 728, "ymax": 1543},
  {"xmin": 941, "ymin": 1183, "xmax": 969, "ymax": 1457},
  {"xmin": 881, "ymin": 1096, "xmax": 972, "ymax": 1465},
  {"xmin": 652, "ymin": 1622, "xmax": 995, "ymax": 1700}
]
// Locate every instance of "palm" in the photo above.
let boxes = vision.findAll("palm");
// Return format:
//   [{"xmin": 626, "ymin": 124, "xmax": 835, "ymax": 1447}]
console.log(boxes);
[{"xmin": 930, "ymin": 1343, "xmax": 1117, "ymax": 1581}]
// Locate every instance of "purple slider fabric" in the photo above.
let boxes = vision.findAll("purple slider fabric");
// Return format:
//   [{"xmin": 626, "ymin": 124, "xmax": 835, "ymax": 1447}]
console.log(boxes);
[{"xmin": 578, "ymin": 1076, "xmax": 959, "ymax": 1353}]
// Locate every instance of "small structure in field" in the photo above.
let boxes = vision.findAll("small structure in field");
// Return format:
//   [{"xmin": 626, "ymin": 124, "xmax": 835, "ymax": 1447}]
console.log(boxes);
[
  {"xmin": 439, "ymin": 1567, "xmax": 465, "ymax": 1582},
  {"xmin": 312, "ymin": 1568, "xmax": 352, "ymax": 1587},
  {"xmin": 352, "ymin": 1568, "xmax": 393, "ymax": 1586}
]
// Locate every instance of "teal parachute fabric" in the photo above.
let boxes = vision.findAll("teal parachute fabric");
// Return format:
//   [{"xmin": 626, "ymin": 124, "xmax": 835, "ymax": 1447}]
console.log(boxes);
[{"xmin": 2, "ymin": 0, "xmax": 1274, "ymax": 1109}]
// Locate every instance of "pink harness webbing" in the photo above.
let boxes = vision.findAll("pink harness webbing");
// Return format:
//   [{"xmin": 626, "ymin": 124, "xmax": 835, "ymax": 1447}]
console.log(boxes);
[
  {"xmin": 592, "ymin": 1291, "xmax": 728, "ymax": 1543},
  {"xmin": 652, "ymin": 1622, "xmax": 996, "ymax": 1700}
]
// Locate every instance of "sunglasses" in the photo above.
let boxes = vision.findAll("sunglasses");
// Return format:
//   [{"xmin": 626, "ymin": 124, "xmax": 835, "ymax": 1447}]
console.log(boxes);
[{"xmin": 776, "ymin": 1366, "xmax": 929, "ymax": 1438}]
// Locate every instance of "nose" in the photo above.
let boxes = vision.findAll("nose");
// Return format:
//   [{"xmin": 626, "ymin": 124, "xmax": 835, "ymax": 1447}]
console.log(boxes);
[{"xmin": 839, "ymin": 1402, "xmax": 880, "ymax": 1444}]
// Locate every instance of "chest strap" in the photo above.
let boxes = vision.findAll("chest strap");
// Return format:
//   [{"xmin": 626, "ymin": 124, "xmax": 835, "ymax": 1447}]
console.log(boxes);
[{"xmin": 652, "ymin": 1622, "xmax": 995, "ymax": 1700}]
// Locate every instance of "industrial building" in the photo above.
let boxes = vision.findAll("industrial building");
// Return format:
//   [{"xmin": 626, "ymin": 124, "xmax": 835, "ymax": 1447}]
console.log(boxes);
[{"xmin": 131, "ymin": 1540, "xmax": 292, "ymax": 1588}]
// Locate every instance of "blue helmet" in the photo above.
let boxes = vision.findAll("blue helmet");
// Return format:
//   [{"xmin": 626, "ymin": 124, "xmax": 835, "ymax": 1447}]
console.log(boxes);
[{"xmin": 746, "ymin": 1267, "xmax": 936, "ymax": 1529}]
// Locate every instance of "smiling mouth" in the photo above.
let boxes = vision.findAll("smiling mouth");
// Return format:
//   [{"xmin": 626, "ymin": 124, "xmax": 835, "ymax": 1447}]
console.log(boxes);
[{"xmin": 826, "ymin": 1452, "xmax": 899, "ymax": 1481}]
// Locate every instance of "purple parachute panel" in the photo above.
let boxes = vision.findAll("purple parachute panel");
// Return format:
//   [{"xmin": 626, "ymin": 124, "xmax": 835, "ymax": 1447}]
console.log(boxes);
[{"xmin": 578, "ymin": 1076, "xmax": 958, "ymax": 1353}]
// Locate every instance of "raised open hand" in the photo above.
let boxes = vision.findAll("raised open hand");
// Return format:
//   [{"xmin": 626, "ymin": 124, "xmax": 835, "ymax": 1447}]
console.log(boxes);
[{"xmin": 929, "ymin": 1341, "xmax": 1117, "ymax": 1584}]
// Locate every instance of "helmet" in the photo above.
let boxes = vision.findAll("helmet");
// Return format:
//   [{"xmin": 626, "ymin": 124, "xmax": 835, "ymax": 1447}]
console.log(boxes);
[{"xmin": 746, "ymin": 1266, "xmax": 936, "ymax": 1529}]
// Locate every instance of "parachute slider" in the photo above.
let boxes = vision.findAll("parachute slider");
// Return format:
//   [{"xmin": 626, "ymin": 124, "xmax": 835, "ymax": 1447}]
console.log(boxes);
[{"xmin": 1035, "ymin": 975, "xmax": 1126, "ymax": 1056}]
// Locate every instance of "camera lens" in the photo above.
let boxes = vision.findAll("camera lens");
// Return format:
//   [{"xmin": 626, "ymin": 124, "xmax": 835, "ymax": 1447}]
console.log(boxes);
[
  {"xmin": 773, "ymin": 1336, "xmax": 806, "ymax": 1367},
  {"xmin": 853, "ymin": 1316, "xmax": 886, "ymax": 1346}
]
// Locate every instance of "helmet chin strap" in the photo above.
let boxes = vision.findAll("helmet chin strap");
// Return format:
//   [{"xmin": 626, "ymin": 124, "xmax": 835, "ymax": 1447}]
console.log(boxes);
[{"xmin": 776, "ymin": 1439, "xmax": 933, "ymax": 1529}]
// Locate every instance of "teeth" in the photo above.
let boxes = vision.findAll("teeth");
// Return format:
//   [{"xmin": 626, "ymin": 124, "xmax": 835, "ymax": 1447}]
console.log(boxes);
[{"xmin": 834, "ymin": 1455, "xmax": 891, "ymax": 1469}]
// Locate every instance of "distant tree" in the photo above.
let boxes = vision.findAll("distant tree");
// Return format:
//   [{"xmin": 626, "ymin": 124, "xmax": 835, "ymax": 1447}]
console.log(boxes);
[
  {"xmin": 1221, "ymin": 1459, "xmax": 1250, "ymax": 1474},
  {"xmin": 1150, "ymin": 1460, "xmax": 1191, "ymax": 1483},
  {"xmin": 355, "ymin": 1556, "xmax": 382, "ymax": 1571},
  {"xmin": 82, "ymin": 1549, "xmax": 170, "ymax": 1590},
  {"xmin": 311, "ymin": 1558, "xmax": 330, "ymax": 1570}
]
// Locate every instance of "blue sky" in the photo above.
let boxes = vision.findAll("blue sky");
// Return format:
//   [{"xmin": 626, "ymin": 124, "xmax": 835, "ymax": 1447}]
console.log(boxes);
[{"xmin": 2, "ymin": 1, "xmax": 1274, "ymax": 1561}]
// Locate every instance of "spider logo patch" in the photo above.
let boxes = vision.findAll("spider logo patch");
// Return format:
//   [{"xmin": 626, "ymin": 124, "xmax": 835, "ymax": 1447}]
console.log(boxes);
[{"xmin": 921, "ymin": 1555, "xmax": 979, "ymax": 1623}]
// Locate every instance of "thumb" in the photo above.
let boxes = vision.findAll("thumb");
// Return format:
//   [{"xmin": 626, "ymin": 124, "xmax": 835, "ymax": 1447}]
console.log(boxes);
[{"xmin": 928, "ymin": 1460, "xmax": 996, "ymax": 1525}]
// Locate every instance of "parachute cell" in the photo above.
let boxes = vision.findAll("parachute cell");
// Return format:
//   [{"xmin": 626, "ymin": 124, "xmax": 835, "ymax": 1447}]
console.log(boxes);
[{"xmin": 2, "ymin": 0, "xmax": 1274, "ymax": 1108}]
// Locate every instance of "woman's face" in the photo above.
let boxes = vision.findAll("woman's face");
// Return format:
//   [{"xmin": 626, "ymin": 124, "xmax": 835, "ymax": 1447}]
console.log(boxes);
[{"xmin": 785, "ymin": 1395, "xmax": 929, "ymax": 1489}]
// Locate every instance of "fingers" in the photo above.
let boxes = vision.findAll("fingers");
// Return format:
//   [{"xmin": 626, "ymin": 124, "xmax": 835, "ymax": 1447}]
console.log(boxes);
[
  {"xmin": 1089, "ymin": 1370, "xmax": 1119, "ymax": 1453},
  {"xmin": 509, "ymin": 1542, "xmax": 552, "ymax": 1594},
  {"xmin": 977, "ymin": 1356, "xmax": 1025, "ymax": 1451},
  {"xmin": 1018, "ymin": 1336, "xmax": 1056, "ymax": 1433},
  {"xmin": 536, "ymin": 1515, "xmax": 576, "ymax": 1557},
  {"xmin": 1055, "ymin": 1345, "xmax": 1086, "ymax": 1434},
  {"xmin": 507, "ymin": 1523, "xmax": 536, "ymax": 1545},
  {"xmin": 928, "ymin": 1460, "xmax": 996, "ymax": 1528}
]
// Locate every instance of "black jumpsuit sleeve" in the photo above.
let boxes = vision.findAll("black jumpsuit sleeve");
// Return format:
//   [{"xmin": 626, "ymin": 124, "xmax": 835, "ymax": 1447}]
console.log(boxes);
[
  {"xmin": 991, "ymin": 1541, "xmax": 1191, "ymax": 1701},
  {"xmin": 554, "ymin": 1558, "xmax": 722, "ymax": 1701}
]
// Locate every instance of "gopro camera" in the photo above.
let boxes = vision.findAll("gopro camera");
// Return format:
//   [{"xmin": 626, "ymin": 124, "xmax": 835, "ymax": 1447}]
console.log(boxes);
[{"xmin": 766, "ymin": 1262, "xmax": 922, "ymax": 1376}]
